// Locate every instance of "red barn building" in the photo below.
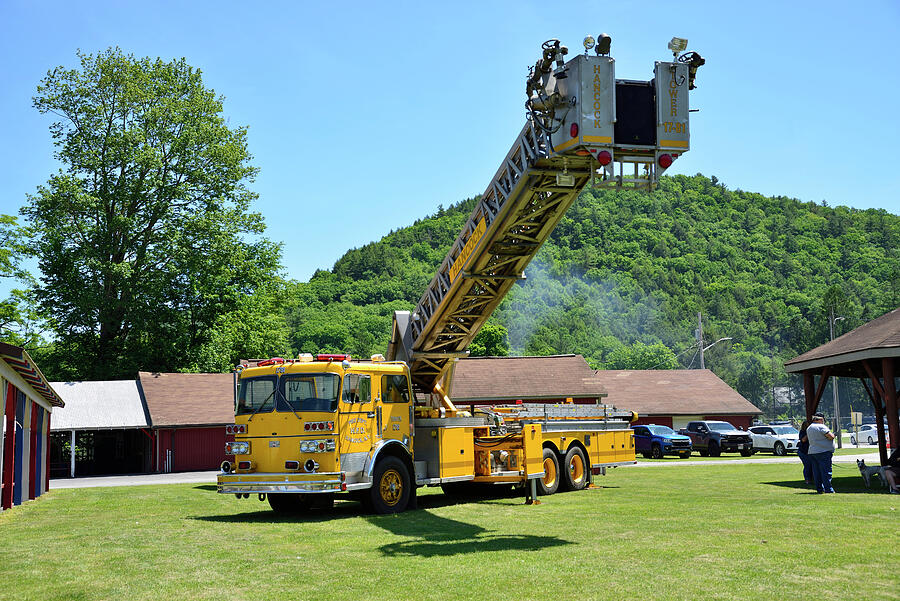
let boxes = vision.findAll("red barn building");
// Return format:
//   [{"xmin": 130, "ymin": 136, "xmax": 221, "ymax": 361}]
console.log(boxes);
[
  {"xmin": 137, "ymin": 372, "xmax": 235, "ymax": 472},
  {"xmin": 593, "ymin": 369, "xmax": 762, "ymax": 430}
]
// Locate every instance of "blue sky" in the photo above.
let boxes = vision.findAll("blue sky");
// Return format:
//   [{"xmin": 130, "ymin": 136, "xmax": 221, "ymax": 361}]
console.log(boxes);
[{"xmin": 2, "ymin": 0, "xmax": 898, "ymax": 284}]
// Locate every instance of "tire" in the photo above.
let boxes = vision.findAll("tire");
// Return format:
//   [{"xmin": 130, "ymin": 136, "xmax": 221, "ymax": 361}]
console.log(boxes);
[
  {"xmin": 267, "ymin": 493, "xmax": 310, "ymax": 514},
  {"xmin": 850, "ymin": 436, "xmax": 856, "ymax": 445},
  {"xmin": 699, "ymin": 449, "xmax": 709, "ymax": 457},
  {"xmin": 368, "ymin": 456, "xmax": 410, "ymax": 514},
  {"xmin": 740, "ymin": 449, "xmax": 752, "ymax": 457},
  {"xmin": 708, "ymin": 441, "xmax": 721, "ymax": 457},
  {"xmin": 680, "ymin": 452, "xmax": 691, "ymax": 459},
  {"xmin": 867, "ymin": 436, "xmax": 874, "ymax": 445},
  {"xmin": 773, "ymin": 442, "xmax": 786, "ymax": 456},
  {"xmin": 562, "ymin": 447, "xmax": 588, "ymax": 491},
  {"xmin": 642, "ymin": 452, "xmax": 652, "ymax": 459},
  {"xmin": 650, "ymin": 443, "xmax": 663, "ymax": 459},
  {"xmin": 537, "ymin": 448, "xmax": 560, "ymax": 496}
]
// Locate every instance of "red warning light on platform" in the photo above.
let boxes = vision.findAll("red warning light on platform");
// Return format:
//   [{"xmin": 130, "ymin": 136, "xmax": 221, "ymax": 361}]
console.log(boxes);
[
  {"xmin": 658, "ymin": 154, "xmax": 673, "ymax": 169},
  {"xmin": 597, "ymin": 151, "xmax": 612, "ymax": 166},
  {"xmin": 570, "ymin": 123, "xmax": 579, "ymax": 138}
]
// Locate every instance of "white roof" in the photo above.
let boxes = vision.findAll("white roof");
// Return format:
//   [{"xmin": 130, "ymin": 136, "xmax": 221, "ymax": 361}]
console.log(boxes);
[{"xmin": 49, "ymin": 380, "xmax": 149, "ymax": 430}]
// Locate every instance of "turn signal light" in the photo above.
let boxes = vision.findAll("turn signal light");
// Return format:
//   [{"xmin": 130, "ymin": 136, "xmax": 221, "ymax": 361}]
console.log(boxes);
[
  {"xmin": 285, "ymin": 461, "xmax": 300, "ymax": 470},
  {"xmin": 237, "ymin": 461, "xmax": 252, "ymax": 470},
  {"xmin": 658, "ymin": 154, "xmax": 673, "ymax": 168},
  {"xmin": 597, "ymin": 151, "xmax": 612, "ymax": 166}
]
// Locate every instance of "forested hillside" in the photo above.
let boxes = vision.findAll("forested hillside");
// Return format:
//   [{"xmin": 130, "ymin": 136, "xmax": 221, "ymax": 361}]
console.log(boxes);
[{"xmin": 283, "ymin": 174, "xmax": 900, "ymax": 411}]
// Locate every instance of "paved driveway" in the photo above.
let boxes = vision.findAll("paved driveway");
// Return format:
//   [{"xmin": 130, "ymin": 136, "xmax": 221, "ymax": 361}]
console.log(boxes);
[{"xmin": 50, "ymin": 471, "xmax": 218, "ymax": 489}]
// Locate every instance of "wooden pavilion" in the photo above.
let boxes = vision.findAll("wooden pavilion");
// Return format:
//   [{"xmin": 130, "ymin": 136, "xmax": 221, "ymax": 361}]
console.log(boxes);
[{"xmin": 784, "ymin": 307, "xmax": 900, "ymax": 464}]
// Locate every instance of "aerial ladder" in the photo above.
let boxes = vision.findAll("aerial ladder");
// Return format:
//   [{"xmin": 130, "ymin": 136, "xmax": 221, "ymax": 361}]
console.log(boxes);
[{"xmin": 388, "ymin": 34, "xmax": 705, "ymax": 407}]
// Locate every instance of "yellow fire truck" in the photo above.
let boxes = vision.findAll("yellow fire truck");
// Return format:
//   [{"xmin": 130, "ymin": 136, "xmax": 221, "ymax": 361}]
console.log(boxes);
[{"xmin": 217, "ymin": 34, "xmax": 704, "ymax": 513}]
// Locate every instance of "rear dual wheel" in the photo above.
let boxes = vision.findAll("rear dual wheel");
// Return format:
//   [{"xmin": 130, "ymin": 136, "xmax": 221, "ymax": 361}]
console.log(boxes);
[
  {"xmin": 562, "ymin": 447, "xmax": 588, "ymax": 491},
  {"xmin": 538, "ymin": 448, "xmax": 560, "ymax": 495}
]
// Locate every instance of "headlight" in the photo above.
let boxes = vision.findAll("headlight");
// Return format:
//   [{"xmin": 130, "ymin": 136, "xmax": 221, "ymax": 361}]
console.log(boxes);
[
  {"xmin": 226, "ymin": 441, "xmax": 250, "ymax": 455},
  {"xmin": 300, "ymin": 439, "xmax": 336, "ymax": 453}
]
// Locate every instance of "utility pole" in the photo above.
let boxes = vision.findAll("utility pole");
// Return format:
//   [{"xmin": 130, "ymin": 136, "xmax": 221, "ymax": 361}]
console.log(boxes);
[
  {"xmin": 829, "ymin": 307, "xmax": 845, "ymax": 449},
  {"xmin": 697, "ymin": 312, "xmax": 705, "ymax": 369}
]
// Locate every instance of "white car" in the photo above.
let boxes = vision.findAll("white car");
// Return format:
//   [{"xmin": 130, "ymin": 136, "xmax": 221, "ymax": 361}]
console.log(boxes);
[
  {"xmin": 749, "ymin": 425, "xmax": 799, "ymax": 456},
  {"xmin": 849, "ymin": 424, "xmax": 888, "ymax": 446}
]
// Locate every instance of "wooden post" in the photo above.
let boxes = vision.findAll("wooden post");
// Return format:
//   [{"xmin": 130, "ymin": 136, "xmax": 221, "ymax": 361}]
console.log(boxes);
[
  {"xmin": 803, "ymin": 371, "xmax": 815, "ymax": 421},
  {"xmin": 883, "ymin": 358, "xmax": 899, "ymax": 462}
]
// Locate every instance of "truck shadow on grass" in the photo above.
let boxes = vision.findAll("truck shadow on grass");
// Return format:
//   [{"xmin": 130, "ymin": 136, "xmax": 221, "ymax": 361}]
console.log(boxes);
[{"xmin": 368, "ymin": 509, "xmax": 572, "ymax": 557}]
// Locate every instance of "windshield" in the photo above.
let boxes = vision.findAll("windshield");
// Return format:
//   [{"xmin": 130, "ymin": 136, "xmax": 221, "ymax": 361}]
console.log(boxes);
[
  {"xmin": 707, "ymin": 422, "xmax": 737, "ymax": 432},
  {"xmin": 279, "ymin": 373, "xmax": 340, "ymax": 413},
  {"xmin": 236, "ymin": 376, "xmax": 277, "ymax": 415},
  {"xmin": 647, "ymin": 425, "xmax": 676, "ymax": 436},
  {"xmin": 772, "ymin": 426, "xmax": 798, "ymax": 435}
]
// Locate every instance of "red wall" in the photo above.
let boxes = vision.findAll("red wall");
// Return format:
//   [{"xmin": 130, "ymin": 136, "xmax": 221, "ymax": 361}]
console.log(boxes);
[
  {"xmin": 2, "ymin": 382, "xmax": 15, "ymax": 509},
  {"xmin": 633, "ymin": 416, "xmax": 673, "ymax": 428},
  {"xmin": 156, "ymin": 427, "xmax": 234, "ymax": 473},
  {"xmin": 704, "ymin": 415, "xmax": 753, "ymax": 430}
]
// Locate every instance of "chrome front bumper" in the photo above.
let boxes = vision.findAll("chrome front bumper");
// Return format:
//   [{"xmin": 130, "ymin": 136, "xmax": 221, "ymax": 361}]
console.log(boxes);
[{"xmin": 217, "ymin": 471, "xmax": 350, "ymax": 494}]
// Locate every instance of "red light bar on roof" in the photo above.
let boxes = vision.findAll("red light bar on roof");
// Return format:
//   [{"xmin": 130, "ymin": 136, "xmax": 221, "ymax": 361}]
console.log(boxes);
[{"xmin": 316, "ymin": 354, "xmax": 350, "ymax": 362}]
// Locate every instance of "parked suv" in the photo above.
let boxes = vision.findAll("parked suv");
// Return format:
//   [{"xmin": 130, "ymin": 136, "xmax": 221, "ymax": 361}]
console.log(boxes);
[
  {"xmin": 678, "ymin": 421, "xmax": 753, "ymax": 456},
  {"xmin": 749, "ymin": 425, "xmax": 799, "ymax": 455},
  {"xmin": 632, "ymin": 424, "xmax": 692, "ymax": 459}
]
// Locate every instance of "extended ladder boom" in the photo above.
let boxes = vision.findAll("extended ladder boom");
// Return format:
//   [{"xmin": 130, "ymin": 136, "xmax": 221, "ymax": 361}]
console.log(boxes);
[{"xmin": 387, "ymin": 35, "xmax": 704, "ymax": 397}]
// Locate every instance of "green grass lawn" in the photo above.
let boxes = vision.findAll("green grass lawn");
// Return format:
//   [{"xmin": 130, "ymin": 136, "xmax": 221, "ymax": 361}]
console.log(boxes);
[{"xmin": 1, "ymin": 463, "xmax": 896, "ymax": 601}]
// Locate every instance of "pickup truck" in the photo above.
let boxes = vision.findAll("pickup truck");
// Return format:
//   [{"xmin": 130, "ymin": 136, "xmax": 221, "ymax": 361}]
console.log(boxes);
[
  {"xmin": 678, "ymin": 421, "xmax": 753, "ymax": 457},
  {"xmin": 632, "ymin": 424, "xmax": 693, "ymax": 459}
]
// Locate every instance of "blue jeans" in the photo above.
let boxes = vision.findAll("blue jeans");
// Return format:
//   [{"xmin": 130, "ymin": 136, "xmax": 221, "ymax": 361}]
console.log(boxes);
[
  {"xmin": 797, "ymin": 448, "xmax": 813, "ymax": 483},
  {"xmin": 809, "ymin": 451, "xmax": 834, "ymax": 493}
]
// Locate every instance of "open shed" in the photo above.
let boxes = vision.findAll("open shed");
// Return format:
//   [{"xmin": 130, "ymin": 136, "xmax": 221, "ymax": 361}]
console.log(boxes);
[
  {"xmin": 49, "ymin": 380, "xmax": 151, "ymax": 477},
  {"xmin": 784, "ymin": 306, "xmax": 900, "ymax": 465}
]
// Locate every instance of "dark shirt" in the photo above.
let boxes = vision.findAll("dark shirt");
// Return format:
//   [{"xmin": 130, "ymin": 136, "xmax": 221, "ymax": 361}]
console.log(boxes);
[{"xmin": 798, "ymin": 426, "xmax": 809, "ymax": 454}]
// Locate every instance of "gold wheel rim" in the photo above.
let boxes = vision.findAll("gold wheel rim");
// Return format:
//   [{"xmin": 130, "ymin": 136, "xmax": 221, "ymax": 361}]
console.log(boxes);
[
  {"xmin": 569, "ymin": 453, "xmax": 584, "ymax": 484},
  {"xmin": 380, "ymin": 469, "xmax": 403, "ymax": 506},
  {"xmin": 542, "ymin": 457, "xmax": 557, "ymax": 488}
]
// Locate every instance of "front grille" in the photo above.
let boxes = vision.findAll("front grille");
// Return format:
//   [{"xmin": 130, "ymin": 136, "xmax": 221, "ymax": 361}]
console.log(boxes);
[{"xmin": 670, "ymin": 440, "xmax": 691, "ymax": 448}]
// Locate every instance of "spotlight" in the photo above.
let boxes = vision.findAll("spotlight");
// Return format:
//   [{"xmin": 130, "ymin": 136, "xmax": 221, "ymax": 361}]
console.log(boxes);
[
  {"xmin": 595, "ymin": 33, "xmax": 611, "ymax": 56},
  {"xmin": 668, "ymin": 37, "xmax": 688, "ymax": 57}
]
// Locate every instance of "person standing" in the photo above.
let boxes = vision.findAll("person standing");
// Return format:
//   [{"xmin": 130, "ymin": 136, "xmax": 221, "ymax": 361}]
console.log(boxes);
[
  {"xmin": 807, "ymin": 413, "xmax": 836, "ymax": 493},
  {"xmin": 797, "ymin": 419, "xmax": 812, "ymax": 485}
]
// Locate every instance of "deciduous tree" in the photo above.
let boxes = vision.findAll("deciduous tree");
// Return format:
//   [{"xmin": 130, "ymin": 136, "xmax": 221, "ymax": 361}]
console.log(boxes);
[{"xmin": 25, "ymin": 48, "xmax": 282, "ymax": 378}]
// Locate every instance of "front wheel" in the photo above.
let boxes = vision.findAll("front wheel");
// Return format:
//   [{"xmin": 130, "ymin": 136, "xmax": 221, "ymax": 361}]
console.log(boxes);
[
  {"xmin": 538, "ymin": 448, "xmax": 560, "ymax": 495},
  {"xmin": 740, "ymin": 449, "xmax": 752, "ymax": 457},
  {"xmin": 562, "ymin": 447, "xmax": 588, "ymax": 491},
  {"xmin": 368, "ymin": 456, "xmax": 411, "ymax": 514},
  {"xmin": 773, "ymin": 442, "xmax": 786, "ymax": 456},
  {"xmin": 680, "ymin": 452, "xmax": 691, "ymax": 459},
  {"xmin": 850, "ymin": 436, "xmax": 857, "ymax": 445},
  {"xmin": 650, "ymin": 443, "xmax": 663, "ymax": 459},
  {"xmin": 709, "ymin": 442, "xmax": 721, "ymax": 457}
]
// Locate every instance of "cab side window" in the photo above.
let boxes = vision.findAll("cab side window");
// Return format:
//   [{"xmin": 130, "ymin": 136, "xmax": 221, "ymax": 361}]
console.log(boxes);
[
  {"xmin": 381, "ymin": 374, "xmax": 411, "ymax": 404},
  {"xmin": 342, "ymin": 374, "xmax": 371, "ymax": 403}
]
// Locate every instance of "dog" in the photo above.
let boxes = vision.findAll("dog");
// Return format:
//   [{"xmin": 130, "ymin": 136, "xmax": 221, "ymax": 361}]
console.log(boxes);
[{"xmin": 857, "ymin": 459, "xmax": 888, "ymax": 489}]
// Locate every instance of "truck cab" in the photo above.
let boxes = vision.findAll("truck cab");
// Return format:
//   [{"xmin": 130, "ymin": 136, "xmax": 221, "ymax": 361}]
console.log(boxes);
[{"xmin": 219, "ymin": 354, "xmax": 416, "ymax": 513}]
